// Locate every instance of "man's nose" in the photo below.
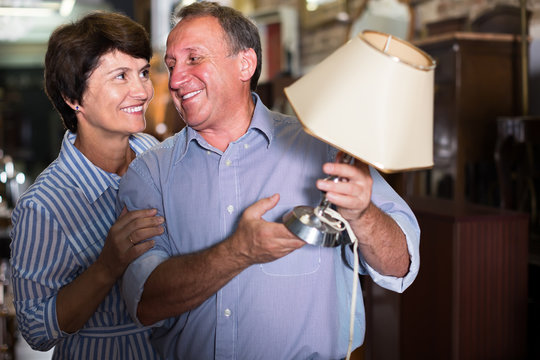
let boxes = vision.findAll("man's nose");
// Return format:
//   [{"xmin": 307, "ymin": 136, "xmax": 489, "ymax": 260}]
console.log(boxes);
[{"xmin": 169, "ymin": 67, "xmax": 190, "ymax": 90}]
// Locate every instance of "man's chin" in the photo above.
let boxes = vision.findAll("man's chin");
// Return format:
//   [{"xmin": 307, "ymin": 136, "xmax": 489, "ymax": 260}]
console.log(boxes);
[{"xmin": 184, "ymin": 118, "xmax": 205, "ymax": 130}]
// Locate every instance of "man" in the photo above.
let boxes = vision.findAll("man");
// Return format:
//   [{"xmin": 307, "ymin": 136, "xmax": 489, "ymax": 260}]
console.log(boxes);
[{"xmin": 118, "ymin": 2, "xmax": 420, "ymax": 359}]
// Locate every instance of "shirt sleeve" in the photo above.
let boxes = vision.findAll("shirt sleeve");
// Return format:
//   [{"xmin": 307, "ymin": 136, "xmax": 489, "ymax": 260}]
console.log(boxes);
[
  {"xmin": 343, "ymin": 166, "xmax": 421, "ymax": 293},
  {"xmin": 10, "ymin": 201, "xmax": 73, "ymax": 350},
  {"xmin": 118, "ymin": 156, "xmax": 170, "ymax": 326}
]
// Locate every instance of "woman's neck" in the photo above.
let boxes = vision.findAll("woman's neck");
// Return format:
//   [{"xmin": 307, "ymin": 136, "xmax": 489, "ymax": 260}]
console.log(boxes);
[{"xmin": 74, "ymin": 132, "xmax": 135, "ymax": 176}]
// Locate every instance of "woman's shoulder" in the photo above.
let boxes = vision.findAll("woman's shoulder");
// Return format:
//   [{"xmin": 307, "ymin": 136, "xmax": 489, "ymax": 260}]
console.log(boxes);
[
  {"xmin": 130, "ymin": 132, "xmax": 160, "ymax": 154},
  {"xmin": 12, "ymin": 158, "xmax": 78, "ymax": 221}
]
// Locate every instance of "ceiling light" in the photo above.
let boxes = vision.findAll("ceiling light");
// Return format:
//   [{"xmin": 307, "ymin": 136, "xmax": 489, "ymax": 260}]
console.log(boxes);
[
  {"xmin": 0, "ymin": 0, "xmax": 76, "ymax": 17},
  {"xmin": 0, "ymin": 7, "xmax": 55, "ymax": 16},
  {"xmin": 59, "ymin": 0, "xmax": 75, "ymax": 16}
]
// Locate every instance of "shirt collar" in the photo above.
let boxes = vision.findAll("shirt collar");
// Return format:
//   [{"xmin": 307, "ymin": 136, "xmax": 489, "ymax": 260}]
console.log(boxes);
[
  {"xmin": 180, "ymin": 92, "xmax": 274, "ymax": 158},
  {"xmin": 249, "ymin": 92, "xmax": 274, "ymax": 146},
  {"xmin": 58, "ymin": 131, "xmax": 139, "ymax": 203}
]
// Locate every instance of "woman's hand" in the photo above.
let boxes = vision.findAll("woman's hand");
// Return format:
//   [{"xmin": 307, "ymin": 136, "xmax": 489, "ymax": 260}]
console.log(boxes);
[
  {"xmin": 96, "ymin": 207, "xmax": 164, "ymax": 280},
  {"xmin": 57, "ymin": 208, "xmax": 164, "ymax": 333}
]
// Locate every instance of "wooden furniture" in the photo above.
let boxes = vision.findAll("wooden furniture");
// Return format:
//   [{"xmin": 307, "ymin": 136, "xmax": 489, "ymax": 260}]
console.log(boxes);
[
  {"xmin": 411, "ymin": 32, "xmax": 524, "ymax": 204},
  {"xmin": 495, "ymin": 116, "xmax": 540, "ymax": 267},
  {"xmin": 256, "ymin": 75, "xmax": 298, "ymax": 114},
  {"xmin": 362, "ymin": 197, "xmax": 529, "ymax": 360},
  {"xmin": 495, "ymin": 116, "xmax": 540, "ymax": 224}
]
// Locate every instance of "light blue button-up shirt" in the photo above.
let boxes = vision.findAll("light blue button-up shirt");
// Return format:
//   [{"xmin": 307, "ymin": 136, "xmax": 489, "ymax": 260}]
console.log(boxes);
[{"xmin": 119, "ymin": 94, "xmax": 420, "ymax": 360}]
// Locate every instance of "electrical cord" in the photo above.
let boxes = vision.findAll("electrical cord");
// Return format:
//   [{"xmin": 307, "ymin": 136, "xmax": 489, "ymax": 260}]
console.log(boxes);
[{"xmin": 314, "ymin": 206, "xmax": 359, "ymax": 360}]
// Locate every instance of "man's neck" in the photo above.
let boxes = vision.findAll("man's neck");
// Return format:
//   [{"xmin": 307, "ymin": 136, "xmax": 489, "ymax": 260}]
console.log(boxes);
[{"xmin": 199, "ymin": 94, "xmax": 256, "ymax": 152}]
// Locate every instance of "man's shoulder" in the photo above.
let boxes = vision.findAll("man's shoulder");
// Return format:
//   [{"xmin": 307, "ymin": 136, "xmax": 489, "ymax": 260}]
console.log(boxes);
[
  {"xmin": 127, "ymin": 131, "xmax": 185, "ymax": 181},
  {"xmin": 133, "ymin": 132, "xmax": 180, "ymax": 163},
  {"xmin": 269, "ymin": 109, "xmax": 300, "ymax": 126}
]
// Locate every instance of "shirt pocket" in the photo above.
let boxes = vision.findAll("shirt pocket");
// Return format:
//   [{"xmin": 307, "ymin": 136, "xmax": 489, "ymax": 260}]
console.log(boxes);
[{"xmin": 260, "ymin": 245, "xmax": 321, "ymax": 276}]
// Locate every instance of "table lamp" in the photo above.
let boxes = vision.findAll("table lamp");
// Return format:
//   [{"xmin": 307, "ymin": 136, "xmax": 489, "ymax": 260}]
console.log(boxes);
[{"xmin": 282, "ymin": 30, "xmax": 436, "ymax": 247}]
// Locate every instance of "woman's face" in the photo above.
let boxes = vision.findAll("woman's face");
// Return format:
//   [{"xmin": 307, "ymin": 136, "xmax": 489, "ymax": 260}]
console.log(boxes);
[{"xmin": 77, "ymin": 50, "xmax": 153, "ymax": 138}]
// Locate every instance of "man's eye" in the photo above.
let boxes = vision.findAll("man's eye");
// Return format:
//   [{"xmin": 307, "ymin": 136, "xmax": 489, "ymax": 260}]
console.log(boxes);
[
  {"xmin": 116, "ymin": 73, "xmax": 126, "ymax": 80},
  {"xmin": 141, "ymin": 69, "xmax": 150, "ymax": 78},
  {"xmin": 188, "ymin": 56, "xmax": 200, "ymax": 64}
]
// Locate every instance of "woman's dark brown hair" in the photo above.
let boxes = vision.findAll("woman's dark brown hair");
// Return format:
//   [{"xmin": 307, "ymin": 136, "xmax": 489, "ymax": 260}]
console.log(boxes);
[{"xmin": 44, "ymin": 11, "xmax": 151, "ymax": 132}]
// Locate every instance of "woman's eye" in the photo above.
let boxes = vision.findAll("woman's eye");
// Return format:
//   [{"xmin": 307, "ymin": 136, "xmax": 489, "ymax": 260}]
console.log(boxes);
[{"xmin": 115, "ymin": 73, "xmax": 126, "ymax": 80}]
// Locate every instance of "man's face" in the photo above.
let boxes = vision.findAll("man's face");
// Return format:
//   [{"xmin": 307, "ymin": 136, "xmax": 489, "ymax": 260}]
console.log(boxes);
[{"xmin": 164, "ymin": 16, "xmax": 244, "ymax": 132}]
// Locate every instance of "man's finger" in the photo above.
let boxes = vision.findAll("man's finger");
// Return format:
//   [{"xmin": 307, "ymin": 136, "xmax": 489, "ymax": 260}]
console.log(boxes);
[{"xmin": 244, "ymin": 194, "xmax": 280, "ymax": 219}]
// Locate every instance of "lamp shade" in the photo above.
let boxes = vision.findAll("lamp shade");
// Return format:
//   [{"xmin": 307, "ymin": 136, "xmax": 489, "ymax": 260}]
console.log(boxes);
[{"xmin": 284, "ymin": 30, "xmax": 436, "ymax": 173}]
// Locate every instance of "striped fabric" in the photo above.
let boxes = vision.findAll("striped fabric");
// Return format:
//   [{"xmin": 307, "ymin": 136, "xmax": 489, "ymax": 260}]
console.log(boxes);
[{"xmin": 10, "ymin": 131, "xmax": 161, "ymax": 359}]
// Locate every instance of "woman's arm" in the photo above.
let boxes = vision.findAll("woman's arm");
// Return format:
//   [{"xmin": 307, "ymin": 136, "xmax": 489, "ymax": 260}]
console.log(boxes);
[
  {"xmin": 10, "ymin": 203, "xmax": 163, "ymax": 350},
  {"xmin": 55, "ymin": 208, "xmax": 164, "ymax": 333}
]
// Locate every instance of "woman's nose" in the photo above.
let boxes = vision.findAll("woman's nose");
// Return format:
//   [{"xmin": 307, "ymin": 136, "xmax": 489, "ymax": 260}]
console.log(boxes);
[{"xmin": 131, "ymin": 78, "xmax": 152, "ymax": 100}]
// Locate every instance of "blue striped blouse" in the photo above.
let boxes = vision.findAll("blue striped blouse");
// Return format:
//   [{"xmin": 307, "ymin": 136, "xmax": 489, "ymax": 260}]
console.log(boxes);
[{"xmin": 10, "ymin": 131, "xmax": 161, "ymax": 359}]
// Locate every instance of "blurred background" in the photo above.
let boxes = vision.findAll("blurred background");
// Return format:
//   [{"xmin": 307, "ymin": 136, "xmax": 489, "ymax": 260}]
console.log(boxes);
[{"xmin": 1, "ymin": 0, "xmax": 540, "ymax": 359}]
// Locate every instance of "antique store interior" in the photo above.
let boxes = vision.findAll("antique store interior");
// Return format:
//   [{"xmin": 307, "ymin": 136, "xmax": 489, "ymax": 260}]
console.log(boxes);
[{"xmin": 1, "ymin": 0, "xmax": 540, "ymax": 359}]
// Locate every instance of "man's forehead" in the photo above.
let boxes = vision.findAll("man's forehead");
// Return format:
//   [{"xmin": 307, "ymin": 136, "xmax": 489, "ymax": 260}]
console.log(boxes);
[
  {"xmin": 165, "ymin": 22, "xmax": 227, "ymax": 58},
  {"xmin": 164, "ymin": 45, "xmax": 202, "ymax": 61}
]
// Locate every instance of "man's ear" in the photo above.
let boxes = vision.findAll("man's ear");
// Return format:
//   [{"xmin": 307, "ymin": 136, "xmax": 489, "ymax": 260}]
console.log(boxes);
[{"xmin": 238, "ymin": 48, "xmax": 257, "ymax": 83}]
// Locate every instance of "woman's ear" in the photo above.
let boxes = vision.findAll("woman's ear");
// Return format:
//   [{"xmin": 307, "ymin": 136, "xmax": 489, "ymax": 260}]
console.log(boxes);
[
  {"xmin": 238, "ymin": 48, "xmax": 257, "ymax": 83},
  {"xmin": 63, "ymin": 96, "xmax": 81, "ymax": 113}
]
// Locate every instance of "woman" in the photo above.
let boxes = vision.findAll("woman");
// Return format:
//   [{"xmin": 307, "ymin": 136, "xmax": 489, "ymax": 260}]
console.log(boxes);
[{"xmin": 10, "ymin": 12, "xmax": 163, "ymax": 359}]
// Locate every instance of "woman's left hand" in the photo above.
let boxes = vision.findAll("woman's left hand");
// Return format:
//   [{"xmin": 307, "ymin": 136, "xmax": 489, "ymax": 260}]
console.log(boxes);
[{"xmin": 96, "ymin": 207, "xmax": 164, "ymax": 280}]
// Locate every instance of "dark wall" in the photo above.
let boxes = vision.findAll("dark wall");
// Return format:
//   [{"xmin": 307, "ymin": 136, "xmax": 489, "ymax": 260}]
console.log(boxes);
[{"xmin": 0, "ymin": 68, "xmax": 64, "ymax": 183}]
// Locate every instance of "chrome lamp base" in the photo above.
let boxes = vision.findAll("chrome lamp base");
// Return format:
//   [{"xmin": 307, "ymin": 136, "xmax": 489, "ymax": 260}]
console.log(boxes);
[{"xmin": 283, "ymin": 206, "xmax": 345, "ymax": 247}]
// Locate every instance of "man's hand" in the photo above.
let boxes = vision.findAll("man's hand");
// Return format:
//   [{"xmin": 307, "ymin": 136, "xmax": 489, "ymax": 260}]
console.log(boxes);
[
  {"xmin": 315, "ymin": 153, "xmax": 410, "ymax": 277},
  {"xmin": 316, "ymin": 155, "xmax": 373, "ymax": 224},
  {"xmin": 137, "ymin": 194, "xmax": 304, "ymax": 325},
  {"xmin": 229, "ymin": 194, "xmax": 305, "ymax": 266}
]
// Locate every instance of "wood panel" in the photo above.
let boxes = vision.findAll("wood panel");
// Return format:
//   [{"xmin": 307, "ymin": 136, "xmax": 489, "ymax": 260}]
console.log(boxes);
[{"xmin": 363, "ymin": 197, "xmax": 529, "ymax": 360}]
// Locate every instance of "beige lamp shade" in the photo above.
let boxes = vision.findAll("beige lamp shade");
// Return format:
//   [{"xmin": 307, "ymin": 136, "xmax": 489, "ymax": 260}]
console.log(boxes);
[{"xmin": 284, "ymin": 30, "xmax": 436, "ymax": 173}]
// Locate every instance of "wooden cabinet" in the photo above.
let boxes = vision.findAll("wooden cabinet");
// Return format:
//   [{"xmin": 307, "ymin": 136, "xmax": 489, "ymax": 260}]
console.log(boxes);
[
  {"xmin": 362, "ymin": 197, "xmax": 529, "ymax": 360},
  {"xmin": 411, "ymin": 33, "xmax": 524, "ymax": 204}
]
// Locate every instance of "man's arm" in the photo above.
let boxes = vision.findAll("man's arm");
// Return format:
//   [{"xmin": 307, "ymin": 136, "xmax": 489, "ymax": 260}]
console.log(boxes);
[
  {"xmin": 317, "ymin": 158, "xmax": 411, "ymax": 277},
  {"xmin": 137, "ymin": 194, "xmax": 304, "ymax": 326},
  {"xmin": 348, "ymin": 202, "xmax": 410, "ymax": 277}
]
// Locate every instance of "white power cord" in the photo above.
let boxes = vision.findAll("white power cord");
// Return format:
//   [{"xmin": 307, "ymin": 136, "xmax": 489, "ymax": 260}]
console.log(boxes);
[{"xmin": 314, "ymin": 206, "xmax": 359, "ymax": 360}]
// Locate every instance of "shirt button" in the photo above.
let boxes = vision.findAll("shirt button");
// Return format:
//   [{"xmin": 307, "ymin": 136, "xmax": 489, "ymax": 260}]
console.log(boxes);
[
  {"xmin": 207, "ymin": 150, "xmax": 211, "ymax": 155},
  {"xmin": 244, "ymin": 144, "xmax": 249, "ymax": 149},
  {"xmin": 227, "ymin": 205, "xmax": 234, "ymax": 214},
  {"xmin": 225, "ymin": 159, "xmax": 232, "ymax": 166},
  {"xmin": 224, "ymin": 309, "xmax": 232, "ymax": 317}
]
